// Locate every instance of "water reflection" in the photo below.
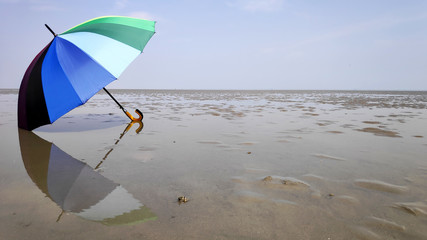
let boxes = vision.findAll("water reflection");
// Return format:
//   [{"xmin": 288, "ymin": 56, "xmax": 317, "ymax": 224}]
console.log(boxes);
[
  {"xmin": 96, "ymin": 121, "xmax": 143, "ymax": 170},
  {"xmin": 18, "ymin": 125, "xmax": 156, "ymax": 226}
]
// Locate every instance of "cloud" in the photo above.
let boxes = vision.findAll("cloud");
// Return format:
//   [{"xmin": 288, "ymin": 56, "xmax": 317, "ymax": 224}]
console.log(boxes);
[
  {"xmin": 227, "ymin": 0, "xmax": 284, "ymax": 12},
  {"xmin": 128, "ymin": 11, "xmax": 156, "ymax": 21}
]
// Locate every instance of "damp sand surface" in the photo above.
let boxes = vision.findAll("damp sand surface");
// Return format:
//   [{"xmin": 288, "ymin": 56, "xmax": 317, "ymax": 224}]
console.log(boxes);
[{"xmin": 1, "ymin": 89, "xmax": 427, "ymax": 240}]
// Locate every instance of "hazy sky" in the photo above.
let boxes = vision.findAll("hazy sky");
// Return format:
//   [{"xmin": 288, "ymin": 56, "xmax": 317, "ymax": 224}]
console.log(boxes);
[{"xmin": 1, "ymin": 0, "xmax": 426, "ymax": 90}]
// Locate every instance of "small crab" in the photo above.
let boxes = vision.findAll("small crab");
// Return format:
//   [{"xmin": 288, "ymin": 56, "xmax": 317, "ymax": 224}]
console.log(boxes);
[{"xmin": 178, "ymin": 196, "xmax": 189, "ymax": 204}]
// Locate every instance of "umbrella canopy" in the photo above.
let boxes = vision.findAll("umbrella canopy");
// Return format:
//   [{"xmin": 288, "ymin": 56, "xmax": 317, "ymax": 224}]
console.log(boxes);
[
  {"xmin": 18, "ymin": 16, "xmax": 155, "ymax": 131},
  {"xmin": 18, "ymin": 129, "xmax": 157, "ymax": 225}
]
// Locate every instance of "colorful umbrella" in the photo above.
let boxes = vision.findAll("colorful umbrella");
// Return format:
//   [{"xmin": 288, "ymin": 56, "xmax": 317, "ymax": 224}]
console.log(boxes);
[
  {"xmin": 18, "ymin": 128, "xmax": 157, "ymax": 225},
  {"xmin": 18, "ymin": 16, "xmax": 156, "ymax": 131}
]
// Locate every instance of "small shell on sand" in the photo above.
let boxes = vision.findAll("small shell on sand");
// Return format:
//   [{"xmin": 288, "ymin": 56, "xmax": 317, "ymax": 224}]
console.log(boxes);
[{"xmin": 354, "ymin": 179, "xmax": 408, "ymax": 193}]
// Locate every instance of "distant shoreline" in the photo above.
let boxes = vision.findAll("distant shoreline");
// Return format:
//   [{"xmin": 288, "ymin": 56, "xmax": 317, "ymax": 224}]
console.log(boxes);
[{"xmin": 1, "ymin": 88, "xmax": 427, "ymax": 93}]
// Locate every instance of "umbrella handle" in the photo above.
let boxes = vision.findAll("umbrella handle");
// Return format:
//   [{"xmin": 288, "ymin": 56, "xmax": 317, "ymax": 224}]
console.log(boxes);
[
  {"xmin": 123, "ymin": 120, "xmax": 144, "ymax": 134},
  {"xmin": 125, "ymin": 109, "xmax": 143, "ymax": 122}
]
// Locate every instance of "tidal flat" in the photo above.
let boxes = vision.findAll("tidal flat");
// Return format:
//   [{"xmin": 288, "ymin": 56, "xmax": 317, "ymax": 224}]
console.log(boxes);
[{"xmin": 1, "ymin": 89, "xmax": 426, "ymax": 240}]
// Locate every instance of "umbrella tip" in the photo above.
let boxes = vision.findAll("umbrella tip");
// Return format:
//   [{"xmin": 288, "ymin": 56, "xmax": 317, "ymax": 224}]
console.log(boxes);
[{"xmin": 45, "ymin": 24, "xmax": 57, "ymax": 37}]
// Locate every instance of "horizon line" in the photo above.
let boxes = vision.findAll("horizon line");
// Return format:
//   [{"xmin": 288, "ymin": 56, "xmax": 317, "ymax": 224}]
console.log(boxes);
[{"xmin": 1, "ymin": 88, "xmax": 427, "ymax": 92}]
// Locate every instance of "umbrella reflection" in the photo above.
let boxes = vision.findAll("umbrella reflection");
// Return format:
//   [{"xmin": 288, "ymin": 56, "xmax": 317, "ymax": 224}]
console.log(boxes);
[
  {"xmin": 96, "ymin": 121, "xmax": 143, "ymax": 170},
  {"xmin": 18, "ymin": 125, "xmax": 156, "ymax": 226}
]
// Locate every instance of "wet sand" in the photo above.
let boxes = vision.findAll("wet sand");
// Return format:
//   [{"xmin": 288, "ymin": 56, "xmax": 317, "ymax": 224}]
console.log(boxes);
[{"xmin": 0, "ymin": 89, "xmax": 427, "ymax": 239}]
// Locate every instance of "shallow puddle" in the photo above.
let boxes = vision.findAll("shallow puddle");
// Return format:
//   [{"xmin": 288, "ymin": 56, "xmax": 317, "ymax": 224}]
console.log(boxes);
[{"xmin": 1, "ymin": 90, "xmax": 426, "ymax": 239}]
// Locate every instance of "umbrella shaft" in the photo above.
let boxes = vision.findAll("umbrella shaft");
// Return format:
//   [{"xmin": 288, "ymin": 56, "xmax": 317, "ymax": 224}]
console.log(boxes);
[{"xmin": 103, "ymin": 88, "xmax": 125, "ymax": 111}]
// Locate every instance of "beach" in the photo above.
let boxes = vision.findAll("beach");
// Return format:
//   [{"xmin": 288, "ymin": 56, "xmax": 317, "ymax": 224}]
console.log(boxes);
[{"xmin": 1, "ymin": 89, "xmax": 426, "ymax": 239}]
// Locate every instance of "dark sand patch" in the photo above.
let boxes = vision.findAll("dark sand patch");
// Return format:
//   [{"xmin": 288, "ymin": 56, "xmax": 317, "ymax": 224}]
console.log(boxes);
[
  {"xmin": 354, "ymin": 179, "xmax": 408, "ymax": 193},
  {"xmin": 362, "ymin": 121, "xmax": 382, "ymax": 124},
  {"xmin": 356, "ymin": 127, "xmax": 401, "ymax": 138},
  {"xmin": 387, "ymin": 118, "xmax": 406, "ymax": 123},
  {"xmin": 316, "ymin": 120, "xmax": 336, "ymax": 127},
  {"xmin": 413, "ymin": 135, "xmax": 424, "ymax": 138},
  {"xmin": 341, "ymin": 124, "xmax": 356, "ymax": 129},
  {"xmin": 326, "ymin": 130, "xmax": 343, "ymax": 134},
  {"xmin": 207, "ymin": 111, "xmax": 220, "ymax": 116}
]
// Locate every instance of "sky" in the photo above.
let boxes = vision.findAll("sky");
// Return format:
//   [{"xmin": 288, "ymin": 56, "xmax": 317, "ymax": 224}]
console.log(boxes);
[{"xmin": 0, "ymin": 0, "xmax": 426, "ymax": 90}]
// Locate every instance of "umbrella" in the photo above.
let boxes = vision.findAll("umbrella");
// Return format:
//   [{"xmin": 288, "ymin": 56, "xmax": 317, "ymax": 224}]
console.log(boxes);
[
  {"xmin": 18, "ymin": 16, "xmax": 156, "ymax": 131},
  {"xmin": 18, "ymin": 128, "xmax": 157, "ymax": 225}
]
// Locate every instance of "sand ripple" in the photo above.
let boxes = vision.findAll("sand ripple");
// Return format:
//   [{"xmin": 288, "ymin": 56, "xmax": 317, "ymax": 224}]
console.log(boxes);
[
  {"xmin": 351, "ymin": 226, "xmax": 382, "ymax": 240},
  {"xmin": 261, "ymin": 176, "xmax": 311, "ymax": 190},
  {"xmin": 364, "ymin": 216, "xmax": 406, "ymax": 232},
  {"xmin": 354, "ymin": 179, "xmax": 408, "ymax": 193},
  {"xmin": 335, "ymin": 195, "xmax": 360, "ymax": 204},
  {"xmin": 197, "ymin": 140, "xmax": 223, "ymax": 144},
  {"xmin": 313, "ymin": 153, "xmax": 347, "ymax": 161},
  {"xmin": 392, "ymin": 201, "xmax": 427, "ymax": 216}
]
